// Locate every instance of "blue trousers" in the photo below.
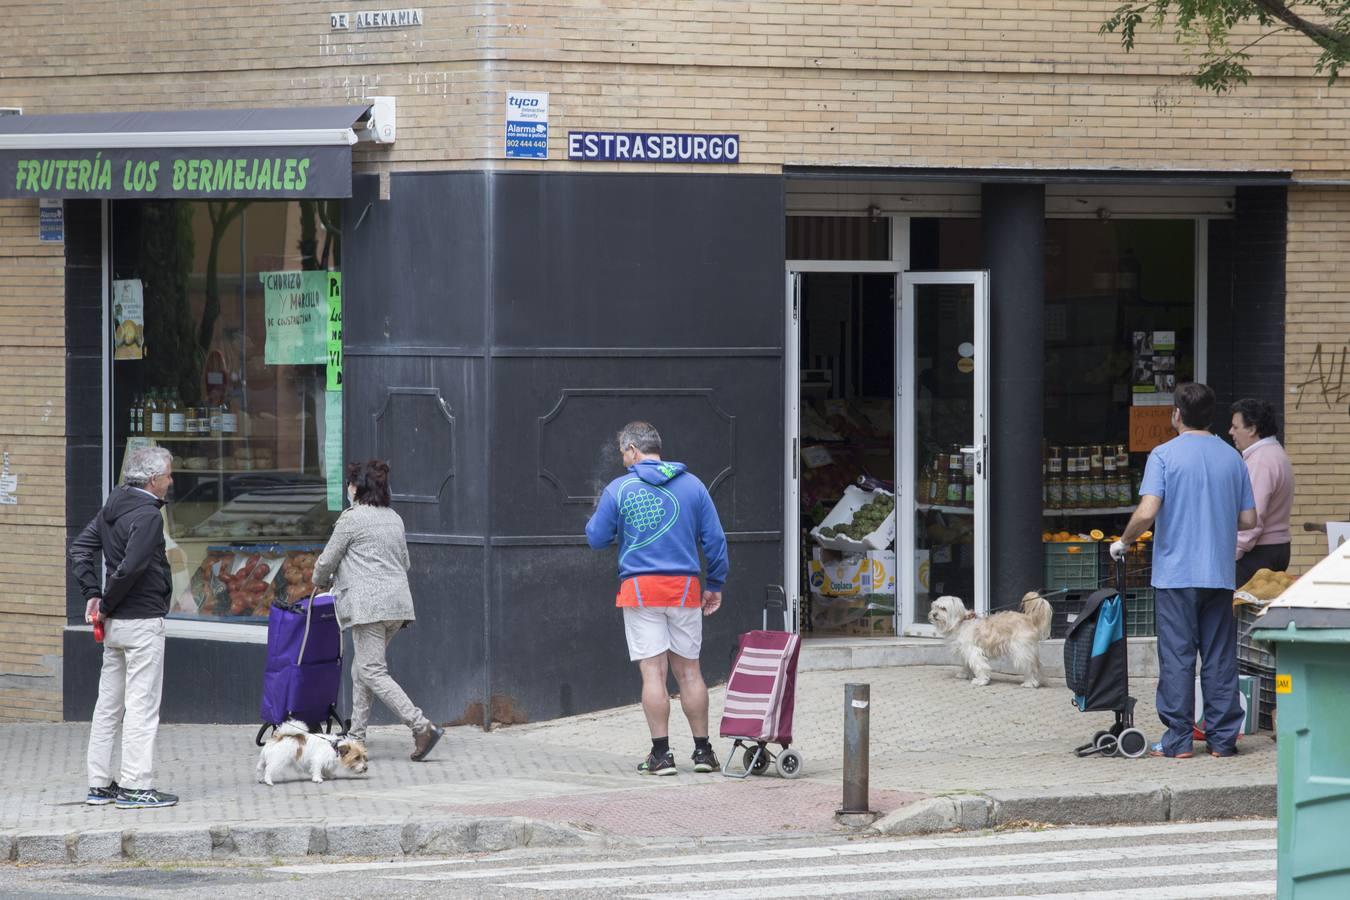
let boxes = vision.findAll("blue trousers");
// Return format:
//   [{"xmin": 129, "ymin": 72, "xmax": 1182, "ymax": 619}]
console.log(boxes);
[{"xmin": 1155, "ymin": 587, "xmax": 1245, "ymax": 756}]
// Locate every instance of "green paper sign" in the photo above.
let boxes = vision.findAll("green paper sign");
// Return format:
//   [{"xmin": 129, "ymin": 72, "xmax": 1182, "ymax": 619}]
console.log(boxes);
[
  {"xmin": 326, "ymin": 273, "xmax": 343, "ymax": 391},
  {"xmin": 263, "ymin": 271, "xmax": 329, "ymax": 365}
]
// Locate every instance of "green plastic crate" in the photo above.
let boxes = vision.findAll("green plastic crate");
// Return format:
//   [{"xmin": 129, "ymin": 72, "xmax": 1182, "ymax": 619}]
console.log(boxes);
[
  {"xmin": 1124, "ymin": 588, "xmax": 1155, "ymax": 637},
  {"xmin": 1044, "ymin": 542, "xmax": 1101, "ymax": 591}
]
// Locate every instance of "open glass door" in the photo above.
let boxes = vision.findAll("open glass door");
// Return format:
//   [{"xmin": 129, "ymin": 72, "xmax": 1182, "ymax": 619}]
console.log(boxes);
[{"xmin": 899, "ymin": 271, "xmax": 989, "ymax": 634}]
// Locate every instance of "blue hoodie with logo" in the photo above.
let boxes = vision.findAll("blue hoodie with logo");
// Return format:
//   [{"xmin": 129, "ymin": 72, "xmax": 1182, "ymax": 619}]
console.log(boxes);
[{"xmin": 585, "ymin": 460, "xmax": 729, "ymax": 591}]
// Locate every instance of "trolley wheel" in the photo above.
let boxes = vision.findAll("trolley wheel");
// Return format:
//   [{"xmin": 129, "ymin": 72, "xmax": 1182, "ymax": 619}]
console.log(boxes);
[
  {"xmin": 743, "ymin": 746, "xmax": 771, "ymax": 776},
  {"xmin": 776, "ymin": 749, "xmax": 804, "ymax": 779},
  {"xmin": 1091, "ymin": 730, "xmax": 1110, "ymax": 746},
  {"xmin": 254, "ymin": 724, "xmax": 275, "ymax": 747},
  {"xmin": 1116, "ymin": 728, "xmax": 1148, "ymax": 759},
  {"xmin": 1095, "ymin": 732, "xmax": 1120, "ymax": 756}
]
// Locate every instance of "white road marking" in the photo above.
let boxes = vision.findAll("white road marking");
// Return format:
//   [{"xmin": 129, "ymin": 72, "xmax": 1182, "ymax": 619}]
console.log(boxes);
[
  {"xmin": 961, "ymin": 883, "xmax": 1276, "ymax": 900},
  {"xmin": 371, "ymin": 819, "xmax": 1275, "ymax": 882},
  {"xmin": 501, "ymin": 839, "xmax": 1273, "ymax": 891},
  {"xmin": 627, "ymin": 859, "xmax": 1276, "ymax": 900}
]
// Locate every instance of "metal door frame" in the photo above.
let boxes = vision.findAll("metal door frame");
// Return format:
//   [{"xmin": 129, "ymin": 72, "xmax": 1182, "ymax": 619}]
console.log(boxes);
[{"xmin": 898, "ymin": 269, "xmax": 990, "ymax": 634}]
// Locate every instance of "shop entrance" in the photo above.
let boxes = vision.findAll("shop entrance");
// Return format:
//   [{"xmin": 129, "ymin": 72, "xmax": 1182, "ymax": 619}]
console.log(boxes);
[{"xmin": 787, "ymin": 266, "xmax": 990, "ymax": 638}]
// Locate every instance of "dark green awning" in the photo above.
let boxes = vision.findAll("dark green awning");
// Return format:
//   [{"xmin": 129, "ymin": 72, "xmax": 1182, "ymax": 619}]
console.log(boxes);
[{"xmin": 0, "ymin": 105, "xmax": 376, "ymax": 199}]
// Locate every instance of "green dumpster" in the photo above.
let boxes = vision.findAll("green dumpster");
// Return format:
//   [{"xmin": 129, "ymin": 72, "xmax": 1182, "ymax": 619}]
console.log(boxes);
[{"xmin": 1252, "ymin": 543, "xmax": 1350, "ymax": 900}]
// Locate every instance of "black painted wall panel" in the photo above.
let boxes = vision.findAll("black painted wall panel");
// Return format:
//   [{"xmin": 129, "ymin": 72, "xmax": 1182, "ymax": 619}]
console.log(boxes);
[
  {"xmin": 1207, "ymin": 187, "xmax": 1287, "ymax": 434},
  {"xmin": 491, "ymin": 174, "xmax": 784, "ymax": 349}
]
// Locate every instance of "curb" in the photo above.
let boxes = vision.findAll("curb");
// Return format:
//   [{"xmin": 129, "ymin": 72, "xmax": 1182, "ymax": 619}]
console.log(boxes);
[
  {"xmin": 2, "ymin": 816, "xmax": 609, "ymax": 865},
  {"xmin": 871, "ymin": 781, "xmax": 1277, "ymax": 835}
]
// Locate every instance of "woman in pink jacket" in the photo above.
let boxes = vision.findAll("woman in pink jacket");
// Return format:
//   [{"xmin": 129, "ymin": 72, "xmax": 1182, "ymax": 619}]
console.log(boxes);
[{"xmin": 1229, "ymin": 399, "xmax": 1295, "ymax": 586}]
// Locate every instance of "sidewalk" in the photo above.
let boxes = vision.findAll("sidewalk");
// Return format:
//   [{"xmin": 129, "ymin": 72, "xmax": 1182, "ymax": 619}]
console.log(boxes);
[{"xmin": 0, "ymin": 663, "xmax": 1275, "ymax": 864}]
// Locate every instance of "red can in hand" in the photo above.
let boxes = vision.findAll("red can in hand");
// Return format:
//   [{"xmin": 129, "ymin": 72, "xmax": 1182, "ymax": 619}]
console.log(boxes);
[{"xmin": 93, "ymin": 619, "xmax": 104, "ymax": 643}]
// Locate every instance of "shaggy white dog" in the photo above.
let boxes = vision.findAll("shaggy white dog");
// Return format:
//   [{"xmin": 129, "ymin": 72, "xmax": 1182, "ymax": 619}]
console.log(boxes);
[
  {"xmin": 256, "ymin": 720, "xmax": 369, "ymax": 786},
  {"xmin": 928, "ymin": 591, "xmax": 1053, "ymax": 688}
]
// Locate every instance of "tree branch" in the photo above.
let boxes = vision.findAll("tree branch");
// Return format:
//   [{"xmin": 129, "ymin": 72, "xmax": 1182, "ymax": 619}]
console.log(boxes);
[{"xmin": 1249, "ymin": 0, "xmax": 1349, "ymax": 51}]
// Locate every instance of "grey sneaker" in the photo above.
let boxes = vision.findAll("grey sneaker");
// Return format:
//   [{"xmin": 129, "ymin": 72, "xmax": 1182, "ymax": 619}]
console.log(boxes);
[
  {"xmin": 115, "ymin": 788, "xmax": 178, "ymax": 809},
  {"xmin": 86, "ymin": 781, "xmax": 120, "ymax": 805},
  {"xmin": 692, "ymin": 747, "xmax": 719, "ymax": 773},
  {"xmin": 638, "ymin": 751, "xmax": 677, "ymax": 775}
]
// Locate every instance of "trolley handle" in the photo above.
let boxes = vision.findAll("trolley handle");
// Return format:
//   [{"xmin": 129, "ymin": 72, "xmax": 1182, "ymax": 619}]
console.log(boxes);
[{"xmin": 764, "ymin": 585, "xmax": 789, "ymax": 632}]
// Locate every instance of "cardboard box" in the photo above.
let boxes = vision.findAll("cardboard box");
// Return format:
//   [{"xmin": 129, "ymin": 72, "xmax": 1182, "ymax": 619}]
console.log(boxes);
[
  {"xmin": 809, "ymin": 547, "xmax": 897, "ymax": 597},
  {"xmin": 810, "ymin": 485, "xmax": 896, "ymax": 552}
]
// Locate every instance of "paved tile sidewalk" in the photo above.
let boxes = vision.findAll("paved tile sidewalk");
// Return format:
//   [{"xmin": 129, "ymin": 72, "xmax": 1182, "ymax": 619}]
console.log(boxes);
[{"xmin": 0, "ymin": 664, "xmax": 1275, "ymax": 859}]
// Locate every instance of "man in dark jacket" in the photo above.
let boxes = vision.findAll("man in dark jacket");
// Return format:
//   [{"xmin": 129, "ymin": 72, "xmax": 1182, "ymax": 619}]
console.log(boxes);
[{"xmin": 70, "ymin": 445, "xmax": 178, "ymax": 809}]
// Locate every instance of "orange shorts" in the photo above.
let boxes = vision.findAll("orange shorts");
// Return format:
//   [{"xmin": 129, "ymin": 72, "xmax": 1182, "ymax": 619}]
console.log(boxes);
[{"xmin": 616, "ymin": 575, "xmax": 702, "ymax": 608}]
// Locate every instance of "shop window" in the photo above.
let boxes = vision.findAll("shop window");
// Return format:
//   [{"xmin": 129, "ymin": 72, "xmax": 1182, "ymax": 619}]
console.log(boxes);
[
  {"xmin": 110, "ymin": 200, "xmax": 344, "ymax": 622},
  {"xmin": 787, "ymin": 215, "xmax": 891, "ymax": 261}
]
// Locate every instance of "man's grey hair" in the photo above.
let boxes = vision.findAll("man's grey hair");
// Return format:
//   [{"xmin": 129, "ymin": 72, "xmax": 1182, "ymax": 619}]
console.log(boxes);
[
  {"xmin": 123, "ymin": 446, "xmax": 173, "ymax": 486},
  {"xmin": 617, "ymin": 421, "xmax": 662, "ymax": 455}
]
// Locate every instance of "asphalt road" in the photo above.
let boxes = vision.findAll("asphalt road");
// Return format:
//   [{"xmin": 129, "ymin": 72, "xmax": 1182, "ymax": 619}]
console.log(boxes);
[{"xmin": 0, "ymin": 819, "xmax": 1276, "ymax": 899}]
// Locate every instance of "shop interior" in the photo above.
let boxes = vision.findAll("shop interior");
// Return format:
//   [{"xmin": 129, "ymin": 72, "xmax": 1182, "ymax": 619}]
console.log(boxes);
[
  {"xmin": 793, "ymin": 213, "xmax": 1197, "ymax": 640},
  {"xmin": 108, "ymin": 200, "xmax": 344, "ymax": 622}
]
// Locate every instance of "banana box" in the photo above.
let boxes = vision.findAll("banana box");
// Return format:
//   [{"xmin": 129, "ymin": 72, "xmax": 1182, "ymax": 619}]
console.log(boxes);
[{"xmin": 809, "ymin": 548, "xmax": 897, "ymax": 597}]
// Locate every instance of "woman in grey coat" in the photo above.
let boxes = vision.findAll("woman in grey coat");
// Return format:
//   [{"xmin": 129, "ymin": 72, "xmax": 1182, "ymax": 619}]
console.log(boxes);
[{"xmin": 313, "ymin": 459, "xmax": 444, "ymax": 761}]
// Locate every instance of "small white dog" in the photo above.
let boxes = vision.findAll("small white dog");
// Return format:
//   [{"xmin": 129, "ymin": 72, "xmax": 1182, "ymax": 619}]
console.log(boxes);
[
  {"xmin": 928, "ymin": 591, "xmax": 1053, "ymax": 688},
  {"xmin": 256, "ymin": 720, "xmax": 369, "ymax": 786}
]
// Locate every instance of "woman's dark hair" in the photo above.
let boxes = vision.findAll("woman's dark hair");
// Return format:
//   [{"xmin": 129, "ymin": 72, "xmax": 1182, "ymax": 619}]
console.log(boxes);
[
  {"xmin": 346, "ymin": 458, "xmax": 392, "ymax": 507},
  {"xmin": 1231, "ymin": 398, "xmax": 1279, "ymax": 439},
  {"xmin": 1173, "ymin": 382, "xmax": 1216, "ymax": 430}
]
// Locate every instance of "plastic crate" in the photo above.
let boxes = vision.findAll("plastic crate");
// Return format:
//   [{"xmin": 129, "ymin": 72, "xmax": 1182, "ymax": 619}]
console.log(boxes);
[
  {"xmin": 1237, "ymin": 659, "xmax": 1276, "ymax": 732},
  {"xmin": 1044, "ymin": 542, "xmax": 1102, "ymax": 591},
  {"xmin": 1049, "ymin": 591, "xmax": 1089, "ymax": 639},
  {"xmin": 1124, "ymin": 588, "xmax": 1155, "ymax": 637},
  {"xmin": 1234, "ymin": 602, "xmax": 1277, "ymax": 670}
]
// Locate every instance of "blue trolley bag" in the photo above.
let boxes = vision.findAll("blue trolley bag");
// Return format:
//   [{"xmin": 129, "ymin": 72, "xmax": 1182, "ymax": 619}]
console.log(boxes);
[
  {"xmin": 254, "ymin": 590, "xmax": 346, "ymax": 745},
  {"xmin": 1063, "ymin": 587, "xmax": 1127, "ymax": 712}
]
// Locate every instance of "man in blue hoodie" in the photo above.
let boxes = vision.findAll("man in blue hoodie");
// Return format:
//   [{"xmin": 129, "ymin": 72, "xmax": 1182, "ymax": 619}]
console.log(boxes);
[{"xmin": 586, "ymin": 421, "xmax": 729, "ymax": 776}]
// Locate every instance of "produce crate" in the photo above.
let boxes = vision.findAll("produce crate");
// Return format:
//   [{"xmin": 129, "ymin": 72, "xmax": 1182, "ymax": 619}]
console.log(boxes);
[
  {"xmin": 1044, "ymin": 542, "xmax": 1102, "ymax": 591},
  {"xmin": 1234, "ymin": 599, "xmax": 1277, "ymax": 670},
  {"xmin": 1237, "ymin": 659, "xmax": 1276, "ymax": 732},
  {"xmin": 1049, "ymin": 591, "xmax": 1088, "ymax": 640},
  {"xmin": 1124, "ymin": 588, "xmax": 1155, "ymax": 637}
]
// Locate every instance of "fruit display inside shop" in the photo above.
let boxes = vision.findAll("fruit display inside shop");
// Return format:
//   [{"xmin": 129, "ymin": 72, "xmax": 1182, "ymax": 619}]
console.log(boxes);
[{"xmin": 818, "ymin": 492, "xmax": 896, "ymax": 541}]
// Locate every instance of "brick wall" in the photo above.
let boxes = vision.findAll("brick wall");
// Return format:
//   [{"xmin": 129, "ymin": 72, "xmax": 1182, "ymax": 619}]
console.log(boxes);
[
  {"xmin": 0, "ymin": 200, "xmax": 66, "ymax": 721},
  {"xmin": 1285, "ymin": 188, "xmax": 1350, "ymax": 573},
  {"xmin": 0, "ymin": 2, "xmax": 1349, "ymax": 177}
]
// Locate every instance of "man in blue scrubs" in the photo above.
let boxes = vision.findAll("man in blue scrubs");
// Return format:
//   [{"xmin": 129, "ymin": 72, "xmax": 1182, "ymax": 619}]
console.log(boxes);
[{"xmin": 1111, "ymin": 383, "xmax": 1256, "ymax": 758}]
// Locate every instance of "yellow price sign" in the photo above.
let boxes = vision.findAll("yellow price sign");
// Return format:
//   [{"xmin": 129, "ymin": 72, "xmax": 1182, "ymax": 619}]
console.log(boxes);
[{"xmin": 1275, "ymin": 674, "xmax": 1293, "ymax": 694}]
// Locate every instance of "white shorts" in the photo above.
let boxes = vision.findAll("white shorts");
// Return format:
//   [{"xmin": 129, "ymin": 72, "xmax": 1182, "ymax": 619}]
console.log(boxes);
[{"xmin": 622, "ymin": 606, "xmax": 703, "ymax": 662}]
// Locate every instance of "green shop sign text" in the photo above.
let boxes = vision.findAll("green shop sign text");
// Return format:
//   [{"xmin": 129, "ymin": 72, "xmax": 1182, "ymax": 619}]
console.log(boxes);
[{"xmin": 13, "ymin": 155, "xmax": 314, "ymax": 195}]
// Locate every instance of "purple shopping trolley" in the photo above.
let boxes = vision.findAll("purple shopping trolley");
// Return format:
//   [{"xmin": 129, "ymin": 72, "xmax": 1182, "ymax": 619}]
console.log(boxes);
[
  {"xmin": 254, "ymin": 590, "xmax": 347, "ymax": 745},
  {"xmin": 720, "ymin": 587, "xmax": 805, "ymax": 779}
]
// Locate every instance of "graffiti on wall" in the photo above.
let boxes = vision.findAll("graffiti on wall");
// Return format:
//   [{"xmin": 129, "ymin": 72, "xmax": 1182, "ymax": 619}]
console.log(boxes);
[{"xmin": 1294, "ymin": 342, "xmax": 1350, "ymax": 416}]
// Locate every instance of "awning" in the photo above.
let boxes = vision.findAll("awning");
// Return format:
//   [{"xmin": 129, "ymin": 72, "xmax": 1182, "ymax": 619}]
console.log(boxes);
[{"xmin": 0, "ymin": 104, "xmax": 384, "ymax": 199}]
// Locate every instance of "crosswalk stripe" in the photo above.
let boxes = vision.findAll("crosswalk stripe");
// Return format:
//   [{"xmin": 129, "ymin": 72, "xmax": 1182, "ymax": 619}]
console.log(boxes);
[
  {"xmin": 626, "ymin": 859, "xmax": 1277, "ymax": 900},
  {"xmin": 960, "ymin": 882, "xmax": 1276, "ymax": 900},
  {"xmin": 501, "ymin": 839, "xmax": 1273, "ymax": 891},
  {"xmin": 376, "ymin": 819, "xmax": 1275, "ymax": 882}
]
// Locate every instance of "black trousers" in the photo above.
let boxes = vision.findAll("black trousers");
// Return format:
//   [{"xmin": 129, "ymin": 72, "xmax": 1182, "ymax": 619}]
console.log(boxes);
[{"xmin": 1236, "ymin": 542, "xmax": 1291, "ymax": 588}]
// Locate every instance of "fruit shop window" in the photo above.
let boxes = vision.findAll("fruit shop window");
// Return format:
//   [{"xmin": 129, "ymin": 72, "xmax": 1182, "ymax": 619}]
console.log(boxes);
[{"xmin": 109, "ymin": 199, "xmax": 344, "ymax": 623}]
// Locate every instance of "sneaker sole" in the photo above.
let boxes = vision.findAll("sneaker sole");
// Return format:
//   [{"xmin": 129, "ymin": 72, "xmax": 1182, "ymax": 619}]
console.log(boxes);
[
  {"xmin": 692, "ymin": 763, "xmax": 715, "ymax": 773},
  {"xmin": 85, "ymin": 798, "xmax": 116, "ymax": 806},
  {"xmin": 115, "ymin": 801, "xmax": 178, "ymax": 809}
]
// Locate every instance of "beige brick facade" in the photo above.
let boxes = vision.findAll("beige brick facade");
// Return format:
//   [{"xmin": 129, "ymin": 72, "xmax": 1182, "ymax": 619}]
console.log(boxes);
[
  {"xmin": 0, "ymin": 201, "xmax": 67, "ymax": 721},
  {"xmin": 1, "ymin": 2, "xmax": 1347, "ymax": 720},
  {"xmin": 1285, "ymin": 188, "xmax": 1350, "ymax": 573}
]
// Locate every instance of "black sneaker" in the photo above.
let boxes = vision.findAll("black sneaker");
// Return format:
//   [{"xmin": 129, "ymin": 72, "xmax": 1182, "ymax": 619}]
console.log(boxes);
[
  {"xmin": 637, "ymin": 751, "xmax": 677, "ymax": 776},
  {"xmin": 692, "ymin": 747, "xmax": 720, "ymax": 773},
  {"xmin": 86, "ymin": 782, "xmax": 120, "ymax": 806},
  {"xmin": 115, "ymin": 788, "xmax": 178, "ymax": 809}
]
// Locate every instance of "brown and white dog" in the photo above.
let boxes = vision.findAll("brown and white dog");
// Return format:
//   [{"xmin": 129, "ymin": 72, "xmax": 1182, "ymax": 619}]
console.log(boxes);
[
  {"xmin": 928, "ymin": 592, "xmax": 1053, "ymax": 688},
  {"xmin": 256, "ymin": 720, "xmax": 368, "ymax": 785}
]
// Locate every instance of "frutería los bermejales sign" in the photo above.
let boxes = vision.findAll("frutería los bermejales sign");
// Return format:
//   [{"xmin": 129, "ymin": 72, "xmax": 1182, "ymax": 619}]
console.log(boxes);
[{"xmin": 0, "ymin": 146, "xmax": 352, "ymax": 198}]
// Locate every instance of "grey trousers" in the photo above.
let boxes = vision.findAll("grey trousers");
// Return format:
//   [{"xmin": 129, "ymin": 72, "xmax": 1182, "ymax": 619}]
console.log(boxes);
[{"xmin": 349, "ymin": 621, "xmax": 431, "ymax": 740}]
